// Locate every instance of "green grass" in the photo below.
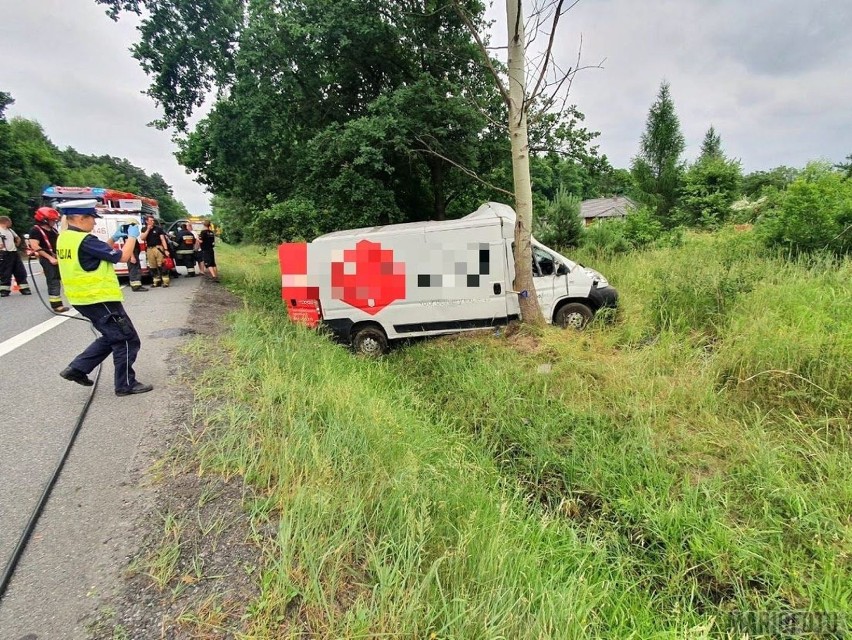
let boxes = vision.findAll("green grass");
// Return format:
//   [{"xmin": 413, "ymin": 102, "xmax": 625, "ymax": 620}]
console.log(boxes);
[{"xmin": 179, "ymin": 232, "xmax": 850, "ymax": 638}]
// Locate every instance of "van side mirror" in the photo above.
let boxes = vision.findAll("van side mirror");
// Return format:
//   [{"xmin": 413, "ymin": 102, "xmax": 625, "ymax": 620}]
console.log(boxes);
[{"xmin": 556, "ymin": 263, "xmax": 569, "ymax": 276}]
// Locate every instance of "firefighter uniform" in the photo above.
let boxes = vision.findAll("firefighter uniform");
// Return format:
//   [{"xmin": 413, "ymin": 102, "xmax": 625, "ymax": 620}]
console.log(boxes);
[
  {"xmin": 174, "ymin": 225, "xmax": 198, "ymax": 276},
  {"xmin": 56, "ymin": 200, "xmax": 152, "ymax": 396},
  {"xmin": 29, "ymin": 208, "xmax": 67, "ymax": 311},
  {"xmin": 0, "ymin": 221, "xmax": 31, "ymax": 297},
  {"xmin": 122, "ymin": 221, "xmax": 148, "ymax": 292},
  {"xmin": 142, "ymin": 219, "xmax": 170, "ymax": 287}
]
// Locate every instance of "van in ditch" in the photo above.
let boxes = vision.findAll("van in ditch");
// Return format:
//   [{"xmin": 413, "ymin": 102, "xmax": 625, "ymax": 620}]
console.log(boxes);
[{"xmin": 278, "ymin": 202, "xmax": 617, "ymax": 355}]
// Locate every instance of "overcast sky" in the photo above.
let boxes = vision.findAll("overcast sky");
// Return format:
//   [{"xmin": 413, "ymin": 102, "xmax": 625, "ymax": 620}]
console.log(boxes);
[{"xmin": 1, "ymin": 0, "xmax": 851, "ymax": 215}]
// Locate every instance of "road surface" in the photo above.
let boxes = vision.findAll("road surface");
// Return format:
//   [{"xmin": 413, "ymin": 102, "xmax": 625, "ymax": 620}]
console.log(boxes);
[{"xmin": 0, "ymin": 266, "xmax": 203, "ymax": 639}]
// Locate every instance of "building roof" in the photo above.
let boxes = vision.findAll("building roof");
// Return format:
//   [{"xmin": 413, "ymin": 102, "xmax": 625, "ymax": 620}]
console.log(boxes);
[{"xmin": 580, "ymin": 196, "xmax": 636, "ymax": 219}]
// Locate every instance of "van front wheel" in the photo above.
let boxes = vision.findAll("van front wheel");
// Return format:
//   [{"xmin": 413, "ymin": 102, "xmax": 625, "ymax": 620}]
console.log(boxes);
[
  {"xmin": 352, "ymin": 326, "xmax": 388, "ymax": 356},
  {"xmin": 555, "ymin": 303, "xmax": 593, "ymax": 330}
]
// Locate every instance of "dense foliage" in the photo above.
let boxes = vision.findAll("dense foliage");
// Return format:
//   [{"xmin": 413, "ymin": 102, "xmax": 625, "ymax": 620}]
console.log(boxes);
[
  {"xmin": 533, "ymin": 185, "xmax": 584, "ymax": 249},
  {"xmin": 0, "ymin": 91, "xmax": 189, "ymax": 230},
  {"xmin": 97, "ymin": 0, "xmax": 618, "ymax": 243},
  {"xmin": 758, "ymin": 162, "xmax": 852, "ymax": 255}
]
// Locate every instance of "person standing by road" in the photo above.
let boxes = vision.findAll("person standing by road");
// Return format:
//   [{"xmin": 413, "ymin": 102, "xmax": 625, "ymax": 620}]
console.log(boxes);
[
  {"xmin": 27, "ymin": 207, "xmax": 69, "ymax": 311},
  {"xmin": 140, "ymin": 214, "xmax": 170, "ymax": 287},
  {"xmin": 198, "ymin": 220, "xmax": 219, "ymax": 282},
  {"xmin": 0, "ymin": 215, "xmax": 32, "ymax": 297},
  {"xmin": 55, "ymin": 200, "xmax": 153, "ymax": 396},
  {"xmin": 174, "ymin": 223, "xmax": 198, "ymax": 276},
  {"xmin": 122, "ymin": 219, "xmax": 148, "ymax": 292}
]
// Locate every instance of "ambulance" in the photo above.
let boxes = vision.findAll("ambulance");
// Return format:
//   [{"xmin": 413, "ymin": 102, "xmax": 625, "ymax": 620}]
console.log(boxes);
[
  {"xmin": 279, "ymin": 202, "xmax": 618, "ymax": 355},
  {"xmin": 42, "ymin": 186, "xmax": 158, "ymax": 277}
]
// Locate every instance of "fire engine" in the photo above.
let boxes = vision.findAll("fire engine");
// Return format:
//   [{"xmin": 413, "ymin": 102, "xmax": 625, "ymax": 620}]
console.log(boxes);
[{"xmin": 42, "ymin": 186, "xmax": 159, "ymax": 277}]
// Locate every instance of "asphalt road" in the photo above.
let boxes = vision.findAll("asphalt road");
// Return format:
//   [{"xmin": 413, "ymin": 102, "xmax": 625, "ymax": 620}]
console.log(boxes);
[{"xmin": 0, "ymin": 267, "xmax": 203, "ymax": 639}]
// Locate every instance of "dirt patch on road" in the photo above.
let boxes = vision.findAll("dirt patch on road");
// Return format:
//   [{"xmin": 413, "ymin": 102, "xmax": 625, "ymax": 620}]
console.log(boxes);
[{"xmin": 88, "ymin": 279, "xmax": 265, "ymax": 639}]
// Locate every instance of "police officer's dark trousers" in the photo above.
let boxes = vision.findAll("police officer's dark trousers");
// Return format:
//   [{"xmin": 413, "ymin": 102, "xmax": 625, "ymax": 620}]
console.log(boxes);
[{"xmin": 70, "ymin": 301, "xmax": 141, "ymax": 393}]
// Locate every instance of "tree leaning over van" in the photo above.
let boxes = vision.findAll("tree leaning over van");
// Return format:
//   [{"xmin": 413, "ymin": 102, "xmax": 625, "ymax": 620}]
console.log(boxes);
[{"xmin": 452, "ymin": 0, "xmax": 597, "ymax": 325}]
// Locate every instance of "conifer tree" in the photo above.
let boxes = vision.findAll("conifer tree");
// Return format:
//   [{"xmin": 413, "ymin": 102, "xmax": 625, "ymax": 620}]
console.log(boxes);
[
  {"xmin": 699, "ymin": 125, "xmax": 722, "ymax": 160},
  {"xmin": 631, "ymin": 81, "xmax": 685, "ymax": 224}
]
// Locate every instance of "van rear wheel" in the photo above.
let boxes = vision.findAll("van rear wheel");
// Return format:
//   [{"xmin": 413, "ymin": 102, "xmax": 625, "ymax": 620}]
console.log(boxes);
[
  {"xmin": 352, "ymin": 326, "xmax": 388, "ymax": 356},
  {"xmin": 555, "ymin": 303, "xmax": 593, "ymax": 330}
]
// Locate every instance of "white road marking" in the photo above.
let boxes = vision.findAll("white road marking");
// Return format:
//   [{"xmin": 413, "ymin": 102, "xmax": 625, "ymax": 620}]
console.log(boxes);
[
  {"xmin": 0, "ymin": 283, "xmax": 130, "ymax": 359},
  {"xmin": 0, "ymin": 311, "xmax": 78, "ymax": 359},
  {"xmin": 0, "ymin": 285, "xmax": 130, "ymax": 359}
]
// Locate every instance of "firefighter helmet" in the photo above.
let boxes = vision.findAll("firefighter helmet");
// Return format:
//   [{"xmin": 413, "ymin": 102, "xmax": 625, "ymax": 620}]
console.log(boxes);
[{"xmin": 35, "ymin": 207, "xmax": 60, "ymax": 223}]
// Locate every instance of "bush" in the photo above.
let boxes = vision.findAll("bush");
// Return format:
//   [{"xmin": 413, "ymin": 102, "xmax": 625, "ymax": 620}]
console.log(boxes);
[
  {"xmin": 675, "ymin": 156, "xmax": 743, "ymax": 228},
  {"xmin": 580, "ymin": 219, "xmax": 631, "ymax": 256},
  {"xmin": 623, "ymin": 206, "xmax": 663, "ymax": 248},
  {"xmin": 579, "ymin": 209, "xmax": 676, "ymax": 257},
  {"xmin": 534, "ymin": 186, "xmax": 584, "ymax": 249},
  {"xmin": 758, "ymin": 162, "xmax": 852, "ymax": 255},
  {"xmin": 248, "ymin": 196, "xmax": 324, "ymax": 245}
]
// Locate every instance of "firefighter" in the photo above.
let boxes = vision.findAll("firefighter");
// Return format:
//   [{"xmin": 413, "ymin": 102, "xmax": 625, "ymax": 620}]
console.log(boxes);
[
  {"xmin": 55, "ymin": 200, "xmax": 153, "ymax": 396},
  {"xmin": 0, "ymin": 215, "xmax": 32, "ymax": 297},
  {"xmin": 198, "ymin": 220, "xmax": 219, "ymax": 282},
  {"xmin": 139, "ymin": 214, "xmax": 170, "ymax": 287},
  {"xmin": 28, "ymin": 207, "xmax": 69, "ymax": 311},
  {"xmin": 174, "ymin": 223, "xmax": 198, "ymax": 276}
]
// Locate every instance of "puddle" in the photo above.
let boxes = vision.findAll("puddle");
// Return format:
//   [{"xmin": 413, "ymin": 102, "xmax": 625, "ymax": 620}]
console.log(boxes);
[{"xmin": 149, "ymin": 327, "xmax": 198, "ymax": 339}]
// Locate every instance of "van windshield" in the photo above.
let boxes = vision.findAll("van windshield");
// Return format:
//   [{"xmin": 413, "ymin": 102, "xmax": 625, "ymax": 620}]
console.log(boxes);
[
  {"xmin": 532, "ymin": 247, "xmax": 556, "ymax": 276},
  {"xmin": 532, "ymin": 241, "xmax": 576, "ymax": 272}
]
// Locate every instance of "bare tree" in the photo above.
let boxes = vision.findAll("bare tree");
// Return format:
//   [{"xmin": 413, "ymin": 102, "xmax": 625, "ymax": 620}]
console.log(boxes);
[{"xmin": 453, "ymin": 0, "xmax": 594, "ymax": 325}]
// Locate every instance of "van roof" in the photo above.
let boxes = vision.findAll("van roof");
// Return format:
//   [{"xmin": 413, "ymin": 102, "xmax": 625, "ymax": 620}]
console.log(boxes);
[{"xmin": 314, "ymin": 202, "xmax": 516, "ymax": 242}]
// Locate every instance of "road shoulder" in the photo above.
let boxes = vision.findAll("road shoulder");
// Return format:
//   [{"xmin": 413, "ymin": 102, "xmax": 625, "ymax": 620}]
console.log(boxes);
[{"xmin": 87, "ymin": 279, "xmax": 265, "ymax": 639}]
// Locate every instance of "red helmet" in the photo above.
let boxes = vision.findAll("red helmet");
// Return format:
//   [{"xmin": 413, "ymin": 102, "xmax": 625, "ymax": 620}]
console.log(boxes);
[{"xmin": 35, "ymin": 207, "xmax": 60, "ymax": 223}]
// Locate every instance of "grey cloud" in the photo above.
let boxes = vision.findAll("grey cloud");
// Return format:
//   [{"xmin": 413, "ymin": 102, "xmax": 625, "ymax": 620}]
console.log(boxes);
[
  {"xmin": 713, "ymin": 0, "xmax": 852, "ymax": 76},
  {"xmin": 0, "ymin": 0, "xmax": 211, "ymax": 215}
]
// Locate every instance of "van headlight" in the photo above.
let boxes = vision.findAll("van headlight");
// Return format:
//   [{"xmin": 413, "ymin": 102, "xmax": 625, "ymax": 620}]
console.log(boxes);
[{"xmin": 584, "ymin": 268, "xmax": 608, "ymax": 288}]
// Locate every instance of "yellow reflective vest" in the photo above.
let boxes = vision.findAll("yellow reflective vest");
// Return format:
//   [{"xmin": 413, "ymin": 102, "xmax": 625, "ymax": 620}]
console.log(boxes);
[{"xmin": 57, "ymin": 230, "xmax": 123, "ymax": 305}]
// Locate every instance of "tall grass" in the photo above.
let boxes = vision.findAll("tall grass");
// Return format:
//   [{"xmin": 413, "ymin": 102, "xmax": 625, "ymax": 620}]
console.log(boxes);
[{"xmin": 181, "ymin": 231, "xmax": 849, "ymax": 637}]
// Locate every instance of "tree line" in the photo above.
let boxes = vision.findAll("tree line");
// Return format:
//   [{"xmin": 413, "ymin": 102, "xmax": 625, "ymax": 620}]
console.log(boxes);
[
  {"xmin": 614, "ymin": 81, "xmax": 851, "ymax": 255},
  {"xmin": 0, "ymin": 91, "xmax": 189, "ymax": 232},
  {"xmin": 96, "ymin": 0, "xmax": 626, "ymax": 246}
]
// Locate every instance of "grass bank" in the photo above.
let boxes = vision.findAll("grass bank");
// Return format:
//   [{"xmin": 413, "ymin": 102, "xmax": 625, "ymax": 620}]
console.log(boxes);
[{"xmin": 172, "ymin": 236, "xmax": 849, "ymax": 637}]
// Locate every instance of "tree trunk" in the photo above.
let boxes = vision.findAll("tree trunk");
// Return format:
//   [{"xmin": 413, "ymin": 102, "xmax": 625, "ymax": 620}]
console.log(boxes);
[
  {"xmin": 430, "ymin": 157, "xmax": 446, "ymax": 221},
  {"xmin": 506, "ymin": 0, "xmax": 543, "ymax": 324}
]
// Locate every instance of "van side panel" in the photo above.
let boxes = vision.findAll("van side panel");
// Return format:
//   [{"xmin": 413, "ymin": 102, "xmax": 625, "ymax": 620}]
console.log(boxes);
[{"xmin": 306, "ymin": 217, "xmax": 515, "ymax": 341}]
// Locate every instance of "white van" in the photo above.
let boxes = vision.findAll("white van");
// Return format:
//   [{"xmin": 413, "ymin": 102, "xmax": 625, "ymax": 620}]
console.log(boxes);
[{"xmin": 278, "ymin": 202, "xmax": 617, "ymax": 354}]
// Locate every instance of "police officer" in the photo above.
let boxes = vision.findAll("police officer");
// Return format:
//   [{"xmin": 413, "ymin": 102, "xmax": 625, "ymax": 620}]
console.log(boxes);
[
  {"xmin": 28, "ymin": 207, "xmax": 69, "ymax": 311},
  {"xmin": 56, "ymin": 200, "xmax": 153, "ymax": 396},
  {"xmin": 174, "ymin": 223, "xmax": 198, "ymax": 276}
]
